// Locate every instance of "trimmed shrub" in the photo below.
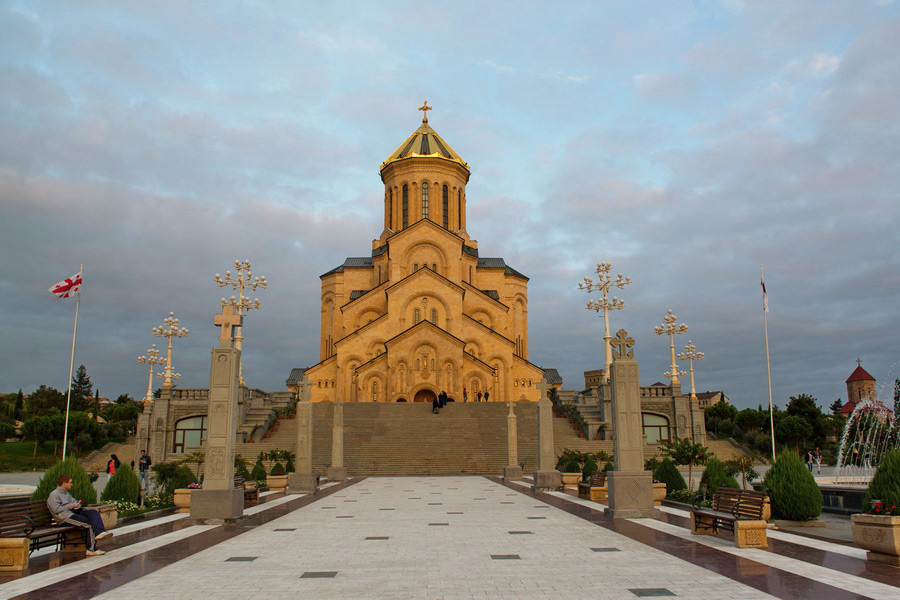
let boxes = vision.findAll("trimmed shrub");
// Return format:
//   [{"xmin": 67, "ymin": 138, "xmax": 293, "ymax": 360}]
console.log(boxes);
[
  {"xmin": 250, "ymin": 459, "xmax": 267, "ymax": 481},
  {"xmin": 270, "ymin": 462, "xmax": 285, "ymax": 476},
  {"xmin": 762, "ymin": 451, "xmax": 822, "ymax": 520},
  {"xmin": 285, "ymin": 455, "xmax": 295, "ymax": 474},
  {"xmin": 654, "ymin": 458, "xmax": 687, "ymax": 495},
  {"xmin": 602, "ymin": 460, "xmax": 615, "ymax": 472},
  {"xmin": 151, "ymin": 461, "xmax": 197, "ymax": 496},
  {"xmin": 863, "ymin": 448, "xmax": 900, "ymax": 513},
  {"xmin": 31, "ymin": 456, "xmax": 97, "ymax": 505},
  {"xmin": 100, "ymin": 463, "xmax": 141, "ymax": 504},
  {"xmin": 235, "ymin": 460, "xmax": 251, "ymax": 481},
  {"xmin": 667, "ymin": 488, "xmax": 703, "ymax": 504},
  {"xmin": 644, "ymin": 457, "xmax": 661, "ymax": 473},
  {"xmin": 699, "ymin": 458, "xmax": 740, "ymax": 497}
]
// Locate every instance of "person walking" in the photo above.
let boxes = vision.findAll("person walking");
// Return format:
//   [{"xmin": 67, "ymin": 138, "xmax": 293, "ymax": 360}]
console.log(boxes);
[
  {"xmin": 47, "ymin": 474, "xmax": 112, "ymax": 556},
  {"xmin": 432, "ymin": 395, "xmax": 440, "ymax": 414},
  {"xmin": 805, "ymin": 451, "xmax": 813, "ymax": 472},
  {"xmin": 814, "ymin": 447, "xmax": 822, "ymax": 474},
  {"xmin": 137, "ymin": 449, "xmax": 152, "ymax": 491},
  {"xmin": 476, "ymin": 391, "xmax": 482, "ymax": 402},
  {"xmin": 463, "ymin": 388, "xmax": 468, "ymax": 403},
  {"xmin": 106, "ymin": 454, "xmax": 120, "ymax": 475},
  {"xmin": 484, "ymin": 391, "xmax": 490, "ymax": 402}
]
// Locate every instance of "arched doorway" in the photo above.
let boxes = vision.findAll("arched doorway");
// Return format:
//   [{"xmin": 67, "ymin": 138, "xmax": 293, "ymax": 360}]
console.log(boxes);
[{"xmin": 413, "ymin": 389, "xmax": 437, "ymax": 404}]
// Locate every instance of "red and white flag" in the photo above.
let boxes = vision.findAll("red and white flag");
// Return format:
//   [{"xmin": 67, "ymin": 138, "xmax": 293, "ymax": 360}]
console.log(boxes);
[
  {"xmin": 49, "ymin": 271, "xmax": 83, "ymax": 298},
  {"xmin": 760, "ymin": 276, "xmax": 769, "ymax": 313}
]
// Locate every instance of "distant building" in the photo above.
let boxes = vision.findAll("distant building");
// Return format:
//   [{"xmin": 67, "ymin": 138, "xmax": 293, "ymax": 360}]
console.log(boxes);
[
  {"xmin": 696, "ymin": 391, "xmax": 729, "ymax": 408},
  {"xmin": 837, "ymin": 362, "xmax": 879, "ymax": 416}
]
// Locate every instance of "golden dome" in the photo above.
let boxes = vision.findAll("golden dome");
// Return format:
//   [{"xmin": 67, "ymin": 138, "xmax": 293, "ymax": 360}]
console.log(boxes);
[{"xmin": 380, "ymin": 102, "xmax": 470, "ymax": 173}]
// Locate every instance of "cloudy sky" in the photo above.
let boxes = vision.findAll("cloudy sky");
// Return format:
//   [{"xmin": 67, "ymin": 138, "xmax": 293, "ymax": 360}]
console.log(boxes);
[{"xmin": 2, "ymin": 1, "xmax": 898, "ymax": 411}]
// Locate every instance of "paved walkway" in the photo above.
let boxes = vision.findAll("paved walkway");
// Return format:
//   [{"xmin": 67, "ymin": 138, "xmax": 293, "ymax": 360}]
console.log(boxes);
[{"xmin": 0, "ymin": 477, "xmax": 896, "ymax": 600}]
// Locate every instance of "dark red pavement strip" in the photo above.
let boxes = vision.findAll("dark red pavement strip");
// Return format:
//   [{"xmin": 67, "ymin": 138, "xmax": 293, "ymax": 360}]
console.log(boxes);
[
  {"xmin": 7, "ymin": 478, "xmax": 365, "ymax": 600},
  {"xmin": 488, "ymin": 477, "xmax": 880, "ymax": 600},
  {"xmin": 658, "ymin": 507, "xmax": 900, "ymax": 588}
]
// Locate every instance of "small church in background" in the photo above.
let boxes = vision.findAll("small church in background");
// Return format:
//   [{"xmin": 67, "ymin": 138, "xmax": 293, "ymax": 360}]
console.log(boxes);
[{"xmin": 836, "ymin": 361, "xmax": 879, "ymax": 415}]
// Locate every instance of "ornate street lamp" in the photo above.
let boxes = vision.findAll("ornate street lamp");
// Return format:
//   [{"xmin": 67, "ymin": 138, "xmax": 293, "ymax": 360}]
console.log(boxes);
[
  {"xmin": 579, "ymin": 262, "xmax": 631, "ymax": 382},
  {"xmin": 654, "ymin": 309, "xmax": 688, "ymax": 385},
  {"xmin": 152, "ymin": 312, "xmax": 189, "ymax": 388},
  {"xmin": 215, "ymin": 259, "xmax": 267, "ymax": 386},
  {"xmin": 137, "ymin": 344, "xmax": 166, "ymax": 402},
  {"xmin": 677, "ymin": 341, "xmax": 705, "ymax": 401}
]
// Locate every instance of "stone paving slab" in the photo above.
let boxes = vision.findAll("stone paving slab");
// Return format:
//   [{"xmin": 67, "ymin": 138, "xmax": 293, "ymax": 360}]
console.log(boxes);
[{"xmin": 88, "ymin": 476, "xmax": 777, "ymax": 600}]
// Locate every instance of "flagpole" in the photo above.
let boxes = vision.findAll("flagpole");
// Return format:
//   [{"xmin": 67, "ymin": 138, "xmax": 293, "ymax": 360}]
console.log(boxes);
[
  {"xmin": 61, "ymin": 265, "xmax": 83, "ymax": 461},
  {"xmin": 761, "ymin": 265, "xmax": 776, "ymax": 462}
]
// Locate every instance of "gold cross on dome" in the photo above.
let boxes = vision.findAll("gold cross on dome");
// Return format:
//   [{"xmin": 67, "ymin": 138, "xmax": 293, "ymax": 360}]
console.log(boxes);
[{"xmin": 419, "ymin": 100, "xmax": 432, "ymax": 123}]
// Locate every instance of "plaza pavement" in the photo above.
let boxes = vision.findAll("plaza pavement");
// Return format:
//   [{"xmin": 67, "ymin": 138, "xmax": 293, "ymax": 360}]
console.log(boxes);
[{"xmin": 0, "ymin": 476, "xmax": 896, "ymax": 600}]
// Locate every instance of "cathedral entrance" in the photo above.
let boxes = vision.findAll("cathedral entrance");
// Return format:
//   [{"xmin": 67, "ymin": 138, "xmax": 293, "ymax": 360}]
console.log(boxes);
[{"xmin": 413, "ymin": 389, "xmax": 437, "ymax": 404}]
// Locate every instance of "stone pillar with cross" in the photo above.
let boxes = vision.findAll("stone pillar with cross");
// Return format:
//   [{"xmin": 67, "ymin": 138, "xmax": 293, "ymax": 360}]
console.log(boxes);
[
  {"xmin": 532, "ymin": 375, "xmax": 562, "ymax": 491},
  {"xmin": 604, "ymin": 329, "xmax": 661, "ymax": 519},
  {"xmin": 289, "ymin": 373, "xmax": 318, "ymax": 494},
  {"xmin": 327, "ymin": 396, "xmax": 346, "ymax": 481},
  {"xmin": 503, "ymin": 401, "xmax": 523, "ymax": 481},
  {"xmin": 191, "ymin": 306, "xmax": 244, "ymax": 522}
]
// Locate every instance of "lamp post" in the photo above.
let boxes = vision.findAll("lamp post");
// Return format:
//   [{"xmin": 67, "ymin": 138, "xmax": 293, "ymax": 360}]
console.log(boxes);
[
  {"xmin": 654, "ymin": 310, "xmax": 688, "ymax": 385},
  {"xmin": 579, "ymin": 262, "xmax": 631, "ymax": 382},
  {"xmin": 152, "ymin": 312, "xmax": 189, "ymax": 388},
  {"xmin": 215, "ymin": 259, "xmax": 267, "ymax": 386},
  {"xmin": 677, "ymin": 341, "xmax": 704, "ymax": 401},
  {"xmin": 137, "ymin": 344, "xmax": 166, "ymax": 402}
]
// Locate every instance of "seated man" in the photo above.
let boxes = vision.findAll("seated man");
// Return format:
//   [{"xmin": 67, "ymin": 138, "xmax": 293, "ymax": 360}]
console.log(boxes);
[{"xmin": 47, "ymin": 474, "xmax": 112, "ymax": 556}]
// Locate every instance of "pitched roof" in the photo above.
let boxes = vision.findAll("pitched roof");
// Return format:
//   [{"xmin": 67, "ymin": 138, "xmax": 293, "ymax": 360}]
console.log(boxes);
[
  {"xmin": 285, "ymin": 367, "xmax": 308, "ymax": 386},
  {"xmin": 542, "ymin": 368, "xmax": 563, "ymax": 385},
  {"xmin": 846, "ymin": 365, "xmax": 876, "ymax": 383},
  {"xmin": 321, "ymin": 257, "xmax": 373, "ymax": 277},
  {"xmin": 380, "ymin": 120, "xmax": 470, "ymax": 173}
]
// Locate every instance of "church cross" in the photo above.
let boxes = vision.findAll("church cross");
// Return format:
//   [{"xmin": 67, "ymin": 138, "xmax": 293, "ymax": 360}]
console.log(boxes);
[
  {"xmin": 214, "ymin": 305, "xmax": 242, "ymax": 348},
  {"xmin": 536, "ymin": 376, "xmax": 552, "ymax": 402},
  {"xmin": 419, "ymin": 101, "xmax": 432, "ymax": 123},
  {"xmin": 857, "ymin": 358, "xmax": 861, "ymax": 367}
]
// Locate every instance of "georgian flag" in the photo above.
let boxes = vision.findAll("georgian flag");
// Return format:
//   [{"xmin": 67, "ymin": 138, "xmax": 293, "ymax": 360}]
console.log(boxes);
[
  {"xmin": 49, "ymin": 271, "xmax": 83, "ymax": 298},
  {"xmin": 761, "ymin": 277, "xmax": 769, "ymax": 313}
]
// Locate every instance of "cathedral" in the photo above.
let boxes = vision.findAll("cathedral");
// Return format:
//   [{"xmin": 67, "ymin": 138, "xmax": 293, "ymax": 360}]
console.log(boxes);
[{"xmin": 300, "ymin": 104, "xmax": 544, "ymax": 404}]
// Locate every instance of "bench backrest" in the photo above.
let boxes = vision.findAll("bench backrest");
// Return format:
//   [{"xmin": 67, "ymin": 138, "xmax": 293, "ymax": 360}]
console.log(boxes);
[
  {"xmin": 588, "ymin": 471, "xmax": 607, "ymax": 486},
  {"xmin": 0, "ymin": 500, "xmax": 56, "ymax": 536},
  {"xmin": 711, "ymin": 488, "xmax": 767, "ymax": 519}
]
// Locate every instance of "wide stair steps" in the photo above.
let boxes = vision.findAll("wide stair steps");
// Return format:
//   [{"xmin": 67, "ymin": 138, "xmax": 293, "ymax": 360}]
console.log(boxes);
[{"xmin": 234, "ymin": 402, "xmax": 655, "ymax": 476}]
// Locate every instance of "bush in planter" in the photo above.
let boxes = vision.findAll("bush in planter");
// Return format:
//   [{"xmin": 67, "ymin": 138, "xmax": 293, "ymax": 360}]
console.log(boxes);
[
  {"xmin": 762, "ymin": 451, "xmax": 822, "ymax": 520},
  {"xmin": 602, "ymin": 460, "xmax": 615, "ymax": 472},
  {"xmin": 250, "ymin": 458, "xmax": 267, "ymax": 481},
  {"xmin": 151, "ymin": 462, "xmax": 197, "ymax": 496},
  {"xmin": 699, "ymin": 458, "xmax": 739, "ymax": 498},
  {"xmin": 270, "ymin": 462, "xmax": 286, "ymax": 476},
  {"xmin": 234, "ymin": 455, "xmax": 251, "ymax": 480},
  {"xmin": 100, "ymin": 463, "xmax": 141, "ymax": 504},
  {"xmin": 862, "ymin": 448, "xmax": 900, "ymax": 514},
  {"xmin": 667, "ymin": 488, "xmax": 703, "ymax": 504},
  {"xmin": 654, "ymin": 458, "xmax": 687, "ymax": 495},
  {"xmin": 31, "ymin": 456, "xmax": 97, "ymax": 504}
]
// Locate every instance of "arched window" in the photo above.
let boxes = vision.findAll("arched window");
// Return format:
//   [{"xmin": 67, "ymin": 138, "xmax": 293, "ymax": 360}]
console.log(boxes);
[
  {"xmin": 372, "ymin": 380, "xmax": 378, "ymax": 402},
  {"xmin": 431, "ymin": 308, "xmax": 437, "ymax": 324},
  {"xmin": 457, "ymin": 190, "xmax": 462, "ymax": 229},
  {"xmin": 173, "ymin": 416, "xmax": 207, "ymax": 454},
  {"xmin": 432, "ymin": 263, "xmax": 436, "ymax": 270},
  {"xmin": 414, "ymin": 263, "xmax": 418, "ymax": 271},
  {"xmin": 402, "ymin": 184, "xmax": 409, "ymax": 229},
  {"xmin": 642, "ymin": 413, "xmax": 670, "ymax": 444},
  {"xmin": 442, "ymin": 185, "xmax": 449, "ymax": 228},
  {"xmin": 422, "ymin": 182, "xmax": 429, "ymax": 219},
  {"xmin": 414, "ymin": 308, "xmax": 421, "ymax": 324},
  {"xmin": 388, "ymin": 189, "xmax": 393, "ymax": 229}
]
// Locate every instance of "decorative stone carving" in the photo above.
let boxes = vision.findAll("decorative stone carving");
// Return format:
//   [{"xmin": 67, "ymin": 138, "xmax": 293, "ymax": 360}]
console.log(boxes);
[{"xmin": 609, "ymin": 329, "xmax": 635, "ymax": 360}]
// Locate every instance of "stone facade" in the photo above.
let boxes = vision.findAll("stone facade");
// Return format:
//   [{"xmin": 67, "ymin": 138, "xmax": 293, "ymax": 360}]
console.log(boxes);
[{"xmin": 302, "ymin": 112, "xmax": 544, "ymax": 404}]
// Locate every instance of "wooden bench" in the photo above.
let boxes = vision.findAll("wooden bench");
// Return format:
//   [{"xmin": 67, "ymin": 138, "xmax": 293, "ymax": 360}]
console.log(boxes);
[
  {"xmin": 577, "ymin": 472, "xmax": 608, "ymax": 502},
  {"xmin": 691, "ymin": 488, "xmax": 768, "ymax": 548},
  {"xmin": 234, "ymin": 477, "xmax": 259, "ymax": 508},
  {"xmin": 0, "ymin": 500, "xmax": 86, "ymax": 571}
]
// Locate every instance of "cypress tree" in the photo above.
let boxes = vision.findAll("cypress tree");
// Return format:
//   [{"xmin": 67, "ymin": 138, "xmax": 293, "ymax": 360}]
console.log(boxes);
[
  {"xmin": 653, "ymin": 458, "xmax": 687, "ymax": 495},
  {"xmin": 100, "ymin": 463, "xmax": 141, "ymax": 504},
  {"xmin": 31, "ymin": 456, "xmax": 97, "ymax": 505},
  {"xmin": 863, "ymin": 448, "xmax": 900, "ymax": 511},
  {"xmin": 762, "ymin": 451, "xmax": 822, "ymax": 520}
]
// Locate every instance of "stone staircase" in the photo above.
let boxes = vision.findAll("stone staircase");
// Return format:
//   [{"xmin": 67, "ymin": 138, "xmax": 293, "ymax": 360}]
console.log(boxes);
[
  {"xmin": 231, "ymin": 402, "xmax": 669, "ymax": 476},
  {"xmin": 80, "ymin": 439, "xmax": 137, "ymax": 473}
]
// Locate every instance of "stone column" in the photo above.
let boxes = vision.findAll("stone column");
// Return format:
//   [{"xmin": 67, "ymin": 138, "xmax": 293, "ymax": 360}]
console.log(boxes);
[
  {"xmin": 532, "ymin": 376, "xmax": 561, "ymax": 491},
  {"xmin": 288, "ymin": 390, "xmax": 318, "ymax": 493},
  {"xmin": 605, "ymin": 329, "xmax": 660, "ymax": 519},
  {"xmin": 327, "ymin": 397, "xmax": 347, "ymax": 481},
  {"xmin": 191, "ymin": 307, "xmax": 244, "ymax": 522},
  {"xmin": 503, "ymin": 401, "xmax": 522, "ymax": 480}
]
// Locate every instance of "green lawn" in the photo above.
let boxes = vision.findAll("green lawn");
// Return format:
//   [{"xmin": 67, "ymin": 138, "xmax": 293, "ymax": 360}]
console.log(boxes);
[{"xmin": 0, "ymin": 440, "xmax": 70, "ymax": 471}]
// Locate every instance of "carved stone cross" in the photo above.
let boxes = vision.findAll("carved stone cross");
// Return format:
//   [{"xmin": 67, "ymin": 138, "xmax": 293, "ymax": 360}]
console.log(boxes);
[
  {"xmin": 214, "ymin": 305, "xmax": 243, "ymax": 348},
  {"xmin": 610, "ymin": 329, "xmax": 635, "ymax": 360}
]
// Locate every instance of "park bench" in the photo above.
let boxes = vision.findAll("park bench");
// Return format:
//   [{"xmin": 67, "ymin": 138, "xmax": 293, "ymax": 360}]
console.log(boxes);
[
  {"xmin": 577, "ymin": 471, "xmax": 608, "ymax": 502},
  {"xmin": 691, "ymin": 488, "xmax": 768, "ymax": 548},
  {"xmin": 0, "ymin": 500, "xmax": 86, "ymax": 570},
  {"xmin": 234, "ymin": 477, "xmax": 259, "ymax": 507}
]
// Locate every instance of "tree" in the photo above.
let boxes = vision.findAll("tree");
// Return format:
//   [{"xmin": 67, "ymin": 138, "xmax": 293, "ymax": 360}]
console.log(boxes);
[
  {"xmin": 775, "ymin": 415, "xmax": 813, "ymax": 450},
  {"xmin": 70, "ymin": 365, "xmax": 94, "ymax": 412},
  {"xmin": 762, "ymin": 451, "xmax": 821, "ymax": 520},
  {"xmin": 653, "ymin": 458, "xmax": 687, "ymax": 495},
  {"xmin": 115, "ymin": 394, "xmax": 134, "ymax": 404},
  {"xmin": 659, "ymin": 437, "xmax": 710, "ymax": 490},
  {"xmin": 13, "ymin": 390, "xmax": 24, "ymax": 421},
  {"xmin": 25, "ymin": 385, "xmax": 65, "ymax": 417},
  {"xmin": 829, "ymin": 399, "xmax": 844, "ymax": 414},
  {"xmin": 734, "ymin": 408, "xmax": 766, "ymax": 435},
  {"xmin": 699, "ymin": 458, "xmax": 739, "ymax": 497},
  {"xmin": 704, "ymin": 402, "xmax": 738, "ymax": 422},
  {"xmin": 22, "ymin": 416, "xmax": 53, "ymax": 457},
  {"xmin": 31, "ymin": 456, "xmax": 97, "ymax": 505},
  {"xmin": 724, "ymin": 454, "xmax": 761, "ymax": 489}
]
